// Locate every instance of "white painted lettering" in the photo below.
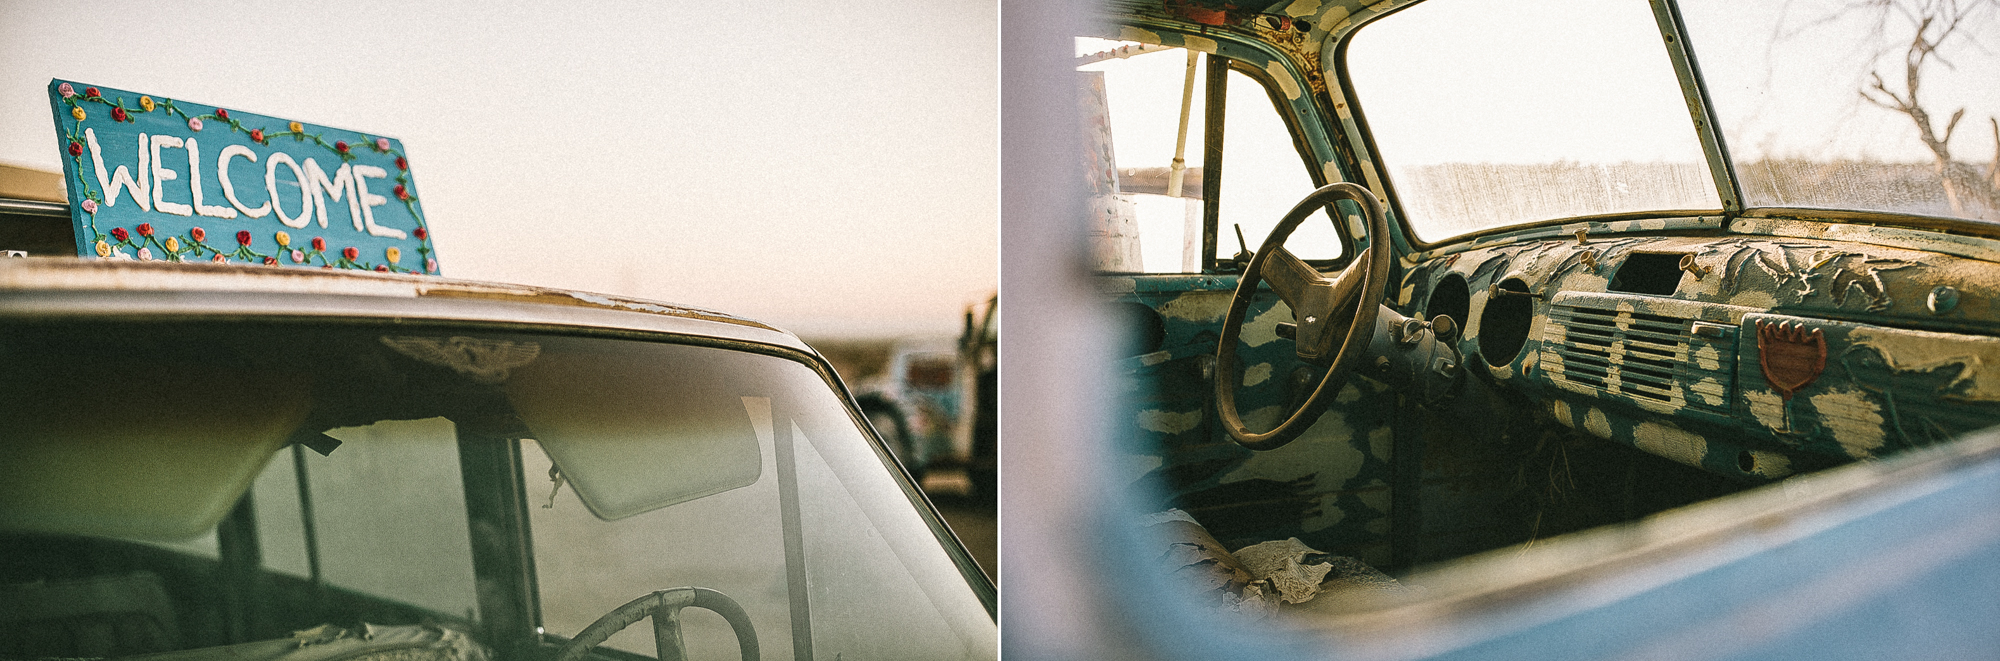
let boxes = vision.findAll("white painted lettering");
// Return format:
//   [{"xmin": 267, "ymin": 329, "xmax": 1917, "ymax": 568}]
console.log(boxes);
[
  {"xmin": 265, "ymin": 153, "xmax": 313, "ymax": 229},
  {"xmin": 149, "ymin": 135, "xmax": 193, "ymax": 217},
  {"xmin": 349, "ymin": 165, "xmax": 405, "ymax": 239},
  {"xmin": 218, "ymin": 145, "xmax": 269, "ymax": 218},
  {"xmin": 302, "ymin": 159, "xmax": 361, "ymax": 231},
  {"xmin": 185, "ymin": 138, "xmax": 237, "ymax": 219},
  {"xmin": 85, "ymin": 128, "xmax": 150, "ymax": 211}
]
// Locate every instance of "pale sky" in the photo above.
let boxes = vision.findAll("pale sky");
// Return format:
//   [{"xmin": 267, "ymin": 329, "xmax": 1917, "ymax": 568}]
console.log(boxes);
[{"xmin": 0, "ymin": 0, "xmax": 996, "ymax": 339}]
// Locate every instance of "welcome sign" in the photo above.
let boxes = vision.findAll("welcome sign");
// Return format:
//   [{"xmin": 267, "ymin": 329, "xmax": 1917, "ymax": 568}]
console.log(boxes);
[{"xmin": 46, "ymin": 80, "xmax": 437, "ymax": 273}]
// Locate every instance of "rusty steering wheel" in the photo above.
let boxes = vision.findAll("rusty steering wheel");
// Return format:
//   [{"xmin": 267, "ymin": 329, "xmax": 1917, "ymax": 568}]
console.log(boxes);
[{"xmin": 1215, "ymin": 182, "xmax": 1392, "ymax": 451}]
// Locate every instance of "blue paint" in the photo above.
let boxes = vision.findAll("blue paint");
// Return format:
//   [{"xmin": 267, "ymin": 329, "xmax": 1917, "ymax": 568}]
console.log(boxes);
[{"xmin": 46, "ymin": 79, "xmax": 439, "ymax": 274}]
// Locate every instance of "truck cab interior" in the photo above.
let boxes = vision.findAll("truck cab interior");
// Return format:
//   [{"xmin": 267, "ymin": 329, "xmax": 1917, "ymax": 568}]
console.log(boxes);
[{"xmin": 1079, "ymin": 0, "xmax": 2000, "ymax": 627}]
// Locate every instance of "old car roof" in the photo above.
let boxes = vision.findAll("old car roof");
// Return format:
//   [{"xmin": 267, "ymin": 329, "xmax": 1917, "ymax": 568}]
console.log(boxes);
[{"xmin": 0, "ymin": 257, "xmax": 812, "ymax": 353}]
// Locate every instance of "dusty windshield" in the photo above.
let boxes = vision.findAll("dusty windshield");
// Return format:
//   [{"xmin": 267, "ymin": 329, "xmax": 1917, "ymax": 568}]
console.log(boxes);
[
  {"xmin": 1680, "ymin": 1, "xmax": 2000, "ymax": 222},
  {"xmin": 0, "ymin": 320, "xmax": 993, "ymax": 660},
  {"xmin": 1347, "ymin": 0, "xmax": 1721, "ymax": 242}
]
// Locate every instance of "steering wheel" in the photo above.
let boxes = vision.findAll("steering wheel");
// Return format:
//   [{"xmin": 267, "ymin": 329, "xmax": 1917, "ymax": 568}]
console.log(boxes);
[
  {"xmin": 1215, "ymin": 182, "xmax": 1392, "ymax": 451},
  {"xmin": 554, "ymin": 587, "xmax": 758, "ymax": 661}
]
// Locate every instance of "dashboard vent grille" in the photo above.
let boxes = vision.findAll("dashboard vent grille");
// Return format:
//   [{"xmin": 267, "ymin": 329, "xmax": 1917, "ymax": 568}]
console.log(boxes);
[{"xmin": 1543, "ymin": 304, "xmax": 1733, "ymax": 412}]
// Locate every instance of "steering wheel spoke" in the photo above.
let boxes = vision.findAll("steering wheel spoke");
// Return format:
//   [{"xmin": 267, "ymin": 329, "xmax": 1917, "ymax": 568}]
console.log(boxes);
[{"xmin": 1216, "ymin": 182, "xmax": 1391, "ymax": 451}]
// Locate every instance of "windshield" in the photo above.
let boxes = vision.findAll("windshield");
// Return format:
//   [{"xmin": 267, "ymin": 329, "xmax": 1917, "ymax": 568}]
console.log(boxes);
[
  {"xmin": 1347, "ymin": 0, "xmax": 1721, "ymax": 242},
  {"xmin": 0, "ymin": 320, "xmax": 993, "ymax": 660},
  {"xmin": 1680, "ymin": 1, "xmax": 2000, "ymax": 222}
]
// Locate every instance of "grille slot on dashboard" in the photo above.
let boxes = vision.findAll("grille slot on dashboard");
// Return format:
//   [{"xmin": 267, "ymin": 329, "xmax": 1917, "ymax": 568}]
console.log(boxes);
[{"xmin": 1543, "ymin": 304, "xmax": 1734, "ymax": 412}]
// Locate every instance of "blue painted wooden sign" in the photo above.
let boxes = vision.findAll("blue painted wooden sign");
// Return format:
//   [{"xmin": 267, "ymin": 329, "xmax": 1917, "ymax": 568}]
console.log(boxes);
[{"xmin": 46, "ymin": 80, "xmax": 438, "ymax": 274}]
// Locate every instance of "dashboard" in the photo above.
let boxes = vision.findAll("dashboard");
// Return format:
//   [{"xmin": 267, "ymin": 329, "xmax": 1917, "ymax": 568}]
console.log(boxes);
[{"xmin": 1402, "ymin": 221, "xmax": 2000, "ymax": 481}]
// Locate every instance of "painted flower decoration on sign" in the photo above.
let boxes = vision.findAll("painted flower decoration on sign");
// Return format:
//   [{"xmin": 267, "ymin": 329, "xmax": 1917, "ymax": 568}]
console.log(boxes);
[{"xmin": 54, "ymin": 81, "xmax": 436, "ymax": 274}]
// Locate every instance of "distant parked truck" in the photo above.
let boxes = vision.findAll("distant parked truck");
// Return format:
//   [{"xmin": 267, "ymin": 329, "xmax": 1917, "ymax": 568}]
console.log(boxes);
[{"xmin": 853, "ymin": 294, "xmax": 996, "ymax": 498}]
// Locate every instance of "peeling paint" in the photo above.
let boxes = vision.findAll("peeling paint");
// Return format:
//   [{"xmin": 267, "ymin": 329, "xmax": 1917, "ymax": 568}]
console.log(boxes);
[
  {"xmin": 1693, "ymin": 345, "xmax": 1722, "ymax": 372},
  {"xmin": 1808, "ymin": 388, "xmax": 1887, "ymax": 456},
  {"xmin": 1118, "ymin": 26, "xmax": 1160, "ymax": 45},
  {"xmin": 1244, "ymin": 362, "xmax": 1274, "ymax": 387},
  {"xmin": 1745, "ymin": 389, "xmax": 1787, "ymax": 431},
  {"xmin": 1241, "ymin": 302, "xmax": 1293, "ymax": 347},
  {"xmin": 1156, "ymin": 290, "xmax": 1232, "ymax": 322},
  {"xmin": 1748, "ymin": 450, "xmax": 1792, "ymax": 479},
  {"xmin": 1184, "ymin": 35, "xmax": 1220, "ymax": 54},
  {"xmin": 1283, "ymin": 0, "xmax": 1325, "ymax": 17},
  {"xmin": 1850, "ymin": 326, "xmax": 2000, "ymax": 402},
  {"xmin": 1264, "ymin": 60, "xmax": 1303, "ymax": 100},
  {"xmin": 1140, "ymin": 409, "xmax": 1205, "ymax": 435},
  {"xmin": 1632, "ymin": 421, "xmax": 1708, "ymax": 469},
  {"xmin": 1584, "ymin": 407, "xmax": 1611, "ymax": 439}
]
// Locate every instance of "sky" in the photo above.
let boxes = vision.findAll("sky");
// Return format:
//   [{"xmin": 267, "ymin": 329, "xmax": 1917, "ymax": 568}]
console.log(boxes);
[{"xmin": 0, "ymin": 0, "xmax": 996, "ymax": 339}]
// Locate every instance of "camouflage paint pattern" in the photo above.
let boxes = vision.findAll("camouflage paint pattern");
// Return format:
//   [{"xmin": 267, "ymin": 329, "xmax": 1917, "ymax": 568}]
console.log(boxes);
[
  {"xmin": 1090, "ymin": 1, "xmax": 2000, "ymax": 569},
  {"xmin": 1107, "ymin": 273, "xmax": 1398, "ymax": 568}
]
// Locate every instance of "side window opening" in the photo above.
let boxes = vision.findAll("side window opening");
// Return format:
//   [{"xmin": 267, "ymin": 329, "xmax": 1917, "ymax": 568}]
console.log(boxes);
[{"xmin": 1077, "ymin": 39, "xmax": 1344, "ymax": 274}]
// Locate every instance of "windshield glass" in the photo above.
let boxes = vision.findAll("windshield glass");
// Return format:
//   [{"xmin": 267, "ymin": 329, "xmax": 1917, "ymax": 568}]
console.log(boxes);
[
  {"xmin": 1346, "ymin": 0, "xmax": 1721, "ymax": 242},
  {"xmin": 1680, "ymin": 1, "xmax": 2000, "ymax": 222},
  {"xmin": 0, "ymin": 320, "xmax": 992, "ymax": 660}
]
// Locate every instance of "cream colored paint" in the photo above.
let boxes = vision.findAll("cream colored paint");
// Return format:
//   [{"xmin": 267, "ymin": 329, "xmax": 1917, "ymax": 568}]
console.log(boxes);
[
  {"xmin": 1241, "ymin": 302, "xmax": 1294, "ymax": 347},
  {"xmin": 1850, "ymin": 326, "xmax": 2000, "ymax": 402},
  {"xmin": 1633, "ymin": 421, "xmax": 1708, "ymax": 469},
  {"xmin": 1283, "ymin": 0, "xmax": 1323, "ymax": 17},
  {"xmin": 1322, "ymin": 161, "xmax": 1341, "ymax": 184},
  {"xmin": 1692, "ymin": 376, "xmax": 1727, "ymax": 407},
  {"xmin": 1264, "ymin": 60, "xmax": 1303, "ymax": 100},
  {"xmin": 1347, "ymin": 213, "xmax": 1366, "ymax": 240},
  {"xmin": 1119, "ymin": 26, "xmax": 1161, "ymax": 45},
  {"xmin": 1748, "ymin": 450, "xmax": 1793, "ymax": 479},
  {"xmin": 1183, "ymin": 35, "xmax": 1220, "ymax": 55},
  {"xmin": 1808, "ymin": 388, "xmax": 1887, "ymax": 456},
  {"xmin": 1367, "ymin": 425, "xmax": 1393, "ymax": 460},
  {"xmin": 1693, "ymin": 345, "xmax": 1722, "ymax": 372},
  {"xmin": 1139, "ymin": 409, "xmax": 1205, "ymax": 435},
  {"xmin": 1745, "ymin": 389, "xmax": 1788, "ymax": 431},
  {"xmin": 1244, "ymin": 362, "xmax": 1274, "ymax": 387},
  {"xmin": 1551, "ymin": 399, "xmax": 1575, "ymax": 428},
  {"xmin": 1219, "ymin": 408, "xmax": 1363, "ymax": 488},
  {"xmin": 1124, "ymin": 454, "xmax": 1165, "ymax": 484},
  {"xmin": 1728, "ymin": 289, "xmax": 1778, "ymax": 309},
  {"xmin": 1155, "ymin": 290, "xmax": 1232, "ymax": 322},
  {"xmin": 1584, "ymin": 407, "xmax": 1612, "ymax": 439}
]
